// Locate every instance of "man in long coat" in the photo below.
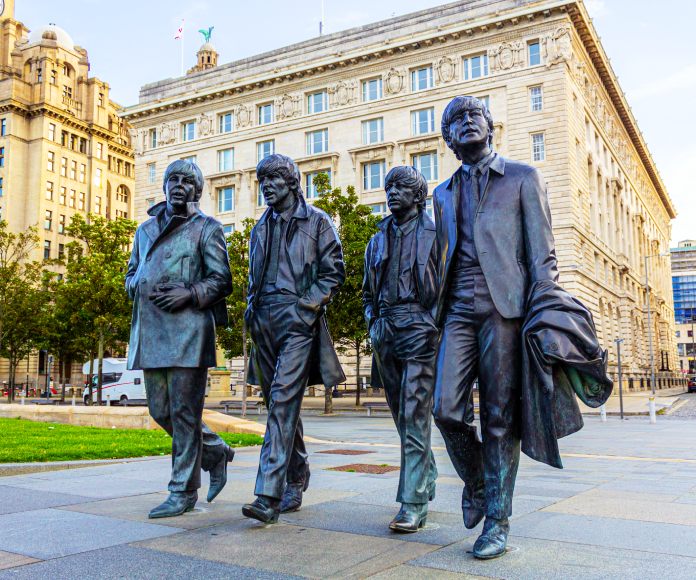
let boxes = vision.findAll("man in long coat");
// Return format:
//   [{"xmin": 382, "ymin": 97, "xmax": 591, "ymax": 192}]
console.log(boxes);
[
  {"xmin": 243, "ymin": 154, "xmax": 345, "ymax": 524},
  {"xmin": 126, "ymin": 159, "xmax": 234, "ymax": 519}
]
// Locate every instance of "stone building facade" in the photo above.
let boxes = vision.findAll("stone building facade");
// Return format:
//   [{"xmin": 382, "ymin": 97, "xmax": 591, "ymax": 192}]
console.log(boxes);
[
  {"xmin": 0, "ymin": 1, "xmax": 134, "ymax": 387},
  {"xmin": 123, "ymin": 0, "xmax": 681, "ymax": 390}
]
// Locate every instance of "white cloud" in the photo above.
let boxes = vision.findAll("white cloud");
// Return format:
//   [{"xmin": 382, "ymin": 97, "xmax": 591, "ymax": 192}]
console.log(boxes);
[{"xmin": 628, "ymin": 64, "xmax": 696, "ymax": 101}]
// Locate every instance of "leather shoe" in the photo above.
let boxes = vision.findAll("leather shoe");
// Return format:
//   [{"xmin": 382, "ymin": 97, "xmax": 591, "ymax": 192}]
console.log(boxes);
[
  {"xmin": 207, "ymin": 444, "xmax": 235, "ymax": 503},
  {"xmin": 461, "ymin": 484, "xmax": 485, "ymax": 529},
  {"xmin": 242, "ymin": 495, "xmax": 280, "ymax": 524},
  {"xmin": 472, "ymin": 517, "xmax": 509, "ymax": 560},
  {"xmin": 148, "ymin": 491, "xmax": 197, "ymax": 519},
  {"xmin": 280, "ymin": 468, "xmax": 311, "ymax": 513},
  {"xmin": 389, "ymin": 503, "xmax": 428, "ymax": 533}
]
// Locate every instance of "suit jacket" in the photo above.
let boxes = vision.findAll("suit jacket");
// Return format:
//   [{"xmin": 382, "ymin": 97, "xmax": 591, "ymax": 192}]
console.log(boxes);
[
  {"xmin": 433, "ymin": 155, "xmax": 558, "ymax": 323},
  {"xmin": 245, "ymin": 196, "xmax": 346, "ymax": 388},
  {"xmin": 125, "ymin": 201, "xmax": 232, "ymax": 370}
]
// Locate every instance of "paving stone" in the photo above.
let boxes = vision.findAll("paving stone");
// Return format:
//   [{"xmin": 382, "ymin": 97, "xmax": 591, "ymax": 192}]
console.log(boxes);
[
  {"xmin": 0, "ymin": 551, "xmax": 38, "ymax": 572},
  {"xmin": 0, "ymin": 545, "xmax": 294, "ymax": 579},
  {"xmin": 0, "ymin": 485, "xmax": 93, "ymax": 515},
  {"xmin": 0, "ymin": 509, "xmax": 182, "ymax": 559},
  {"xmin": 135, "ymin": 519, "xmax": 437, "ymax": 577},
  {"xmin": 0, "ymin": 474, "xmax": 165, "ymax": 499},
  {"xmin": 408, "ymin": 535, "xmax": 696, "ymax": 579},
  {"xmin": 368, "ymin": 563, "xmax": 494, "ymax": 579}
]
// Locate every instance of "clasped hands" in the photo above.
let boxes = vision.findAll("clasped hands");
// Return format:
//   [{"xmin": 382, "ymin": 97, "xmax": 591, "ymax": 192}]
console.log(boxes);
[{"xmin": 149, "ymin": 282, "xmax": 193, "ymax": 312}]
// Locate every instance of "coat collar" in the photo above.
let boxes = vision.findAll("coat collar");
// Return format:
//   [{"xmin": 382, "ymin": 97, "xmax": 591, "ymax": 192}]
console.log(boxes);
[
  {"xmin": 142, "ymin": 201, "xmax": 202, "ymax": 243},
  {"xmin": 377, "ymin": 210, "xmax": 435, "ymax": 232},
  {"xmin": 257, "ymin": 195, "xmax": 310, "ymax": 227},
  {"xmin": 441, "ymin": 153, "xmax": 506, "ymax": 192}
]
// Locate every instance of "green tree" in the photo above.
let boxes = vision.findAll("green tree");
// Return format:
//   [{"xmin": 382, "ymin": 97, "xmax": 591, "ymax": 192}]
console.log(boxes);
[
  {"xmin": 0, "ymin": 221, "xmax": 46, "ymax": 402},
  {"xmin": 313, "ymin": 173, "xmax": 380, "ymax": 411},
  {"xmin": 62, "ymin": 214, "xmax": 137, "ymax": 404},
  {"xmin": 217, "ymin": 218, "xmax": 255, "ymax": 415}
]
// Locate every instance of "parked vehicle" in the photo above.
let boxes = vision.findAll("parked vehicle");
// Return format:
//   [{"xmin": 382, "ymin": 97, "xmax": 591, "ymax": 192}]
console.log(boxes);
[
  {"xmin": 82, "ymin": 358, "xmax": 146, "ymax": 406},
  {"xmin": 688, "ymin": 378, "xmax": 696, "ymax": 393}
]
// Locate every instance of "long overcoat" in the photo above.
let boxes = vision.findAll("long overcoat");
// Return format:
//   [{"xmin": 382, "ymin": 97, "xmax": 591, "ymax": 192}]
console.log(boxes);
[
  {"xmin": 245, "ymin": 196, "xmax": 346, "ymax": 388},
  {"xmin": 125, "ymin": 201, "xmax": 232, "ymax": 370}
]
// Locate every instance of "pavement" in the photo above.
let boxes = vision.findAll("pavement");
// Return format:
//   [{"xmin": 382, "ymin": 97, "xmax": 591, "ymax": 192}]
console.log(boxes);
[{"xmin": 1, "ymin": 396, "xmax": 696, "ymax": 578}]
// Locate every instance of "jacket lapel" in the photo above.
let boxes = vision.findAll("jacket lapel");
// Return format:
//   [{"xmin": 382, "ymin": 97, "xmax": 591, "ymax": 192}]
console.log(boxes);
[
  {"xmin": 476, "ymin": 154, "xmax": 506, "ymax": 215},
  {"xmin": 373, "ymin": 216, "xmax": 391, "ymax": 302}
]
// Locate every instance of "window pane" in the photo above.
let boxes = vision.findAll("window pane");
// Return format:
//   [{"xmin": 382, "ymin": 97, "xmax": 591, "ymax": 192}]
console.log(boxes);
[
  {"xmin": 258, "ymin": 104, "xmax": 273, "ymax": 125},
  {"xmin": 363, "ymin": 161, "xmax": 385, "ymax": 190},
  {"xmin": 412, "ymin": 152, "xmax": 438, "ymax": 182},
  {"xmin": 411, "ymin": 67, "xmax": 433, "ymax": 91},
  {"xmin": 362, "ymin": 78, "xmax": 382, "ymax": 101},
  {"xmin": 305, "ymin": 170, "xmax": 331, "ymax": 199},
  {"xmin": 218, "ymin": 187, "xmax": 235, "ymax": 212},
  {"xmin": 530, "ymin": 86, "xmax": 543, "ymax": 111},
  {"xmin": 529, "ymin": 42, "xmax": 541, "ymax": 66},
  {"xmin": 308, "ymin": 91, "xmax": 327, "ymax": 114},
  {"xmin": 219, "ymin": 113, "xmax": 233, "ymax": 133},
  {"xmin": 257, "ymin": 140, "xmax": 274, "ymax": 161},
  {"xmin": 532, "ymin": 133, "xmax": 545, "ymax": 161},
  {"xmin": 218, "ymin": 149, "xmax": 234, "ymax": 172}
]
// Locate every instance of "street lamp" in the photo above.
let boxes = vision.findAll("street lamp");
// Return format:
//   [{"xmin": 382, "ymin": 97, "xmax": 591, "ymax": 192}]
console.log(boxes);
[{"xmin": 644, "ymin": 251, "xmax": 670, "ymax": 424}]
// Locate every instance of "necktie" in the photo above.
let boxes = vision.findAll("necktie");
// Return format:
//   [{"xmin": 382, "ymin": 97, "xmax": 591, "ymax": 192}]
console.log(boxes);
[
  {"xmin": 387, "ymin": 226, "xmax": 402, "ymax": 303},
  {"xmin": 471, "ymin": 166, "xmax": 481, "ymax": 207},
  {"xmin": 266, "ymin": 215, "xmax": 282, "ymax": 284}
]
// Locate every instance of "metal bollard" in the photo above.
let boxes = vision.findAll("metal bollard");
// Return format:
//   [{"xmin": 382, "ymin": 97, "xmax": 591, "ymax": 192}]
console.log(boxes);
[
  {"xmin": 106, "ymin": 394, "xmax": 111, "ymax": 407},
  {"xmin": 599, "ymin": 404, "xmax": 607, "ymax": 422},
  {"xmin": 648, "ymin": 396, "xmax": 657, "ymax": 424},
  {"xmin": 20, "ymin": 395, "xmax": 25, "ymax": 406},
  {"xmin": 71, "ymin": 392, "xmax": 76, "ymax": 407}
]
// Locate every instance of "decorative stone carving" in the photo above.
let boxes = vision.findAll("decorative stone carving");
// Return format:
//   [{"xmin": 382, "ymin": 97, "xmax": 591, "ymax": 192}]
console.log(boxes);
[
  {"xmin": 435, "ymin": 56, "xmax": 457, "ymax": 84},
  {"xmin": 159, "ymin": 122, "xmax": 176, "ymax": 145},
  {"xmin": 328, "ymin": 80, "xmax": 357, "ymax": 107},
  {"xmin": 129, "ymin": 129, "xmax": 143, "ymax": 155},
  {"xmin": 197, "ymin": 113, "xmax": 213, "ymax": 137},
  {"xmin": 275, "ymin": 93, "xmax": 301, "ymax": 120},
  {"xmin": 488, "ymin": 41, "xmax": 525, "ymax": 73},
  {"xmin": 542, "ymin": 25, "xmax": 572, "ymax": 67},
  {"xmin": 236, "ymin": 104, "xmax": 253, "ymax": 128},
  {"xmin": 384, "ymin": 68, "xmax": 406, "ymax": 95}
]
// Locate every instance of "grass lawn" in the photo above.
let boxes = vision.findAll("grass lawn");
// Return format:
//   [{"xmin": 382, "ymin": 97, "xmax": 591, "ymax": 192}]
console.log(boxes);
[{"xmin": 0, "ymin": 417, "xmax": 263, "ymax": 463}]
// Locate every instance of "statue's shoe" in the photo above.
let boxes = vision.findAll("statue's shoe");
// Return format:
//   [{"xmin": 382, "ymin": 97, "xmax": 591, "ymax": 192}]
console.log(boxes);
[
  {"xmin": 280, "ymin": 468, "xmax": 310, "ymax": 513},
  {"xmin": 472, "ymin": 517, "xmax": 509, "ymax": 560},
  {"xmin": 148, "ymin": 491, "xmax": 198, "ymax": 519},
  {"xmin": 242, "ymin": 496, "xmax": 280, "ymax": 524},
  {"xmin": 389, "ymin": 503, "xmax": 428, "ymax": 533},
  {"xmin": 207, "ymin": 444, "xmax": 235, "ymax": 503}
]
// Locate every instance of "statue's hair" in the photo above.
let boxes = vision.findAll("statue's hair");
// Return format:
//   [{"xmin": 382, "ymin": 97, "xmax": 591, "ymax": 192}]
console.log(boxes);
[
  {"xmin": 384, "ymin": 166, "xmax": 428, "ymax": 210},
  {"xmin": 441, "ymin": 95, "xmax": 495, "ymax": 159},
  {"xmin": 256, "ymin": 154, "xmax": 304, "ymax": 198},
  {"xmin": 163, "ymin": 159, "xmax": 204, "ymax": 201}
]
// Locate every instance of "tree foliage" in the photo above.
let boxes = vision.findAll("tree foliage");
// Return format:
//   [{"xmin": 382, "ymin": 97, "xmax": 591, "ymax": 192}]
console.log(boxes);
[{"xmin": 313, "ymin": 173, "xmax": 380, "ymax": 408}]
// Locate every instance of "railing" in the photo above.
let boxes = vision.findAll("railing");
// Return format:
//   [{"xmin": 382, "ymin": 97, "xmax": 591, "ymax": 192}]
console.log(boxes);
[{"xmin": 62, "ymin": 95, "xmax": 82, "ymax": 113}]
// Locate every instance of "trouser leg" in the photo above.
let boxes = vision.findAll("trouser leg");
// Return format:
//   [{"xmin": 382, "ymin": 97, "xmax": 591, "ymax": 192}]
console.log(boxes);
[
  {"xmin": 478, "ymin": 311, "xmax": 522, "ymax": 519},
  {"xmin": 286, "ymin": 417, "xmax": 309, "ymax": 485}
]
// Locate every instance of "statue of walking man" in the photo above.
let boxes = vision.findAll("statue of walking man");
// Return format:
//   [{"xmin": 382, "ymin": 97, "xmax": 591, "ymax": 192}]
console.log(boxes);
[{"xmin": 126, "ymin": 159, "xmax": 235, "ymax": 518}]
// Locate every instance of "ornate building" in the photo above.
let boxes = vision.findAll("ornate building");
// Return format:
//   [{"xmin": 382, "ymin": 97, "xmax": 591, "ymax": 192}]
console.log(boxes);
[
  {"xmin": 0, "ymin": 1, "xmax": 134, "ymax": 386},
  {"xmin": 123, "ymin": 0, "xmax": 681, "ymax": 389}
]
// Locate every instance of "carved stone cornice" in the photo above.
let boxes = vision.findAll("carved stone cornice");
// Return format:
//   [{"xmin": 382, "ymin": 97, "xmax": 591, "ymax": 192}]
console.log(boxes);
[
  {"xmin": 347, "ymin": 142, "xmax": 396, "ymax": 168},
  {"xmin": 396, "ymin": 134, "xmax": 444, "ymax": 163},
  {"xmin": 293, "ymin": 152, "xmax": 341, "ymax": 174}
]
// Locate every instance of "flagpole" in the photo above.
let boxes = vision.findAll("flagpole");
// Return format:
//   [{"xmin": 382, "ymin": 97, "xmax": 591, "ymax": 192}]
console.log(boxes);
[{"xmin": 180, "ymin": 19, "xmax": 184, "ymax": 76}]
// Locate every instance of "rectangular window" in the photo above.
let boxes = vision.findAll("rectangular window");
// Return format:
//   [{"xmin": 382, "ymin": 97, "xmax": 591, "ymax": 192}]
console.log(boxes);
[
  {"xmin": 305, "ymin": 170, "xmax": 331, "ymax": 199},
  {"xmin": 0, "ymin": 177, "xmax": 3, "ymax": 197},
  {"xmin": 223, "ymin": 224, "xmax": 235, "ymax": 236},
  {"xmin": 47, "ymin": 151, "xmax": 55, "ymax": 171},
  {"xmin": 78, "ymin": 138, "xmax": 87, "ymax": 154},
  {"xmin": 217, "ymin": 186, "xmax": 235, "ymax": 213},
  {"xmin": 0, "ymin": 147, "xmax": 4, "ymax": 167},
  {"xmin": 218, "ymin": 112, "xmax": 234, "ymax": 133},
  {"xmin": 58, "ymin": 214, "xmax": 66, "ymax": 234},
  {"xmin": 0, "ymin": 118, "xmax": 6, "ymax": 136},
  {"xmin": 59, "ymin": 186, "xmax": 66, "ymax": 205},
  {"xmin": 98, "ymin": 93, "xmax": 104, "ymax": 107},
  {"xmin": 306, "ymin": 129, "xmax": 328, "ymax": 155},
  {"xmin": 58, "ymin": 243, "xmax": 65, "ymax": 259},
  {"xmin": 307, "ymin": 91, "xmax": 328, "ymax": 114},
  {"xmin": 79, "ymin": 163, "xmax": 86, "ymax": 183},
  {"xmin": 463, "ymin": 54, "xmax": 489, "ymax": 80},
  {"xmin": 411, "ymin": 66, "xmax": 433, "ymax": 91},
  {"xmin": 69, "ymin": 160, "xmax": 77, "ymax": 180},
  {"xmin": 180, "ymin": 155, "xmax": 196, "ymax": 164},
  {"xmin": 258, "ymin": 103, "xmax": 274, "ymax": 125},
  {"xmin": 69, "ymin": 189, "xmax": 76, "ymax": 208},
  {"xmin": 96, "ymin": 142, "xmax": 103, "ymax": 159},
  {"xmin": 412, "ymin": 152, "xmax": 439, "ymax": 182},
  {"xmin": 411, "ymin": 108, "xmax": 435, "ymax": 135},
  {"xmin": 530, "ymin": 86, "xmax": 543, "ymax": 111},
  {"xmin": 181, "ymin": 121, "xmax": 196, "ymax": 142},
  {"xmin": 218, "ymin": 148, "xmax": 234, "ymax": 172},
  {"xmin": 95, "ymin": 196, "xmax": 102, "ymax": 214},
  {"xmin": 257, "ymin": 183, "xmax": 264, "ymax": 207},
  {"xmin": 148, "ymin": 128, "xmax": 157, "ymax": 149},
  {"xmin": 363, "ymin": 161, "xmax": 385, "ymax": 191},
  {"xmin": 425, "ymin": 197, "xmax": 434, "ymax": 220},
  {"xmin": 362, "ymin": 77, "xmax": 383, "ymax": 102},
  {"xmin": 532, "ymin": 132, "xmax": 546, "ymax": 162},
  {"xmin": 257, "ymin": 140, "xmax": 275, "ymax": 162},
  {"xmin": 60, "ymin": 157, "xmax": 67, "ymax": 177},
  {"xmin": 369, "ymin": 202, "xmax": 387, "ymax": 217},
  {"xmin": 48, "ymin": 123, "xmax": 56, "ymax": 141},
  {"xmin": 147, "ymin": 163, "xmax": 156, "ymax": 184},
  {"xmin": 44, "ymin": 240, "xmax": 51, "ymax": 260},
  {"xmin": 362, "ymin": 118, "xmax": 384, "ymax": 145},
  {"xmin": 46, "ymin": 181, "xmax": 54, "ymax": 200},
  {"xmin": 44, "ymin": 210, "xmax": 52, "ymax": 230},
  {"xmin": 78, "ymin": 192, "xmax": 85, "ymax": 210},
  {"xmin": 95, "ymin": 168, "xmax": 102, "ymax": 187},
  {"xmin": 529, "ymin": 41, "xmax": 541, "ymax": 66}
]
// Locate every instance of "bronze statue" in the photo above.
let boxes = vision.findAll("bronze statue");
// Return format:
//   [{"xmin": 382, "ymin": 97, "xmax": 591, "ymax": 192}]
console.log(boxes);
[
  {"xmin": 363, "ymin": 166, "xmax": 439, "ymax": 533},
  {"xmin": 242, "ymin": 154, "xmax": 345, "ymax": 524},
  {"xmin": 126, "ymin": 159, "xmax": 235, "ymax": 519},
  {"xmin": 432, "ymin": 96, "xmax": 611, "ymax": 558}
]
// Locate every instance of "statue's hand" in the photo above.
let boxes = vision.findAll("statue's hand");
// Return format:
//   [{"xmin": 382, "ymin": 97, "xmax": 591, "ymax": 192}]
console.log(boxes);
[{"xmin": 149, "ymin": 283, "xmax": 192, "ymax": 312}]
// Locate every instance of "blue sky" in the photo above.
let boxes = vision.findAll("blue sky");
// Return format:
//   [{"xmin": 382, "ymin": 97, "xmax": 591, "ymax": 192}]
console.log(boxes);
[{"xmin": 17, "ymin": 0, "xmax": 696, "ymax": 244}]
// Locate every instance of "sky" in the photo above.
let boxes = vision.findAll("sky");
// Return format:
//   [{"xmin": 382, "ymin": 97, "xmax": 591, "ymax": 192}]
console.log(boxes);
[{"xmin": 17, "ymin": 0, "xmax": 696, "ymax": 245}]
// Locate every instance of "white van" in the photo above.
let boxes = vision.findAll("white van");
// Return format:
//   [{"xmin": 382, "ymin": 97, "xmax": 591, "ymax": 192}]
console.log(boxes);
[{"xmin": 82, "ymin": 358, "xmax": 146, "ymax": 406}]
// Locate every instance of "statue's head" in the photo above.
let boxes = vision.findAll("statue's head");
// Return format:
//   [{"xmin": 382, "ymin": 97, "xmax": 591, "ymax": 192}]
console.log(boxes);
[
  {"xmin": 441, "ymin": 96, "xmax": 494, "ymax": 160},
  {"xmin": 256, "ymin": 153, "xmax": 303, "ymax": 209},
  {"xmin": 384, "ymin": 166, "xmax": 428, "ymax": 215},
  {"xmin": 163, "ymin": 159, "xmax": 204, "ymax": 213}
]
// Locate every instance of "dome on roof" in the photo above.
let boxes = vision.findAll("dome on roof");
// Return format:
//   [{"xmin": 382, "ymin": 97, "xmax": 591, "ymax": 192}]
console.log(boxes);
[
  {"xmin": 199, "ymin": 42, "xmax": 216, "ymax": 52},
  {"xmin": 28, "ymin": 23, "xmax": 75, "ymax": 50}
]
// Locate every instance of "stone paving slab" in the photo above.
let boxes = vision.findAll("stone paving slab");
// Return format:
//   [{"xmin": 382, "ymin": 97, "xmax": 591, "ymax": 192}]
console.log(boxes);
[
  {"xmin": 0, "ymin": 509, "xmax": 182, "ymax": 559},
  {"xmin": 0, "ymin": 473, "xmax": 165, "ymax": 499},
  {"xmin": 135, "ymin": 519, "xmax": 437, "ymax": 578},
  {"xmin": 0, "ymin": 545, "xmax": 296, "ymax": 579},
  {"xmin": 408, "ymin": 535, "xmax": 696, "ymax": 580},
  {"xmin": 0, "ymin": 552, "xmax": 38, "ymax": 572},
  {"xmin": 0, "ymin": 485, "xmax": 93, "ymax": 515},
  {"xmin": 369, "ymin": 564, "xmax": 493, "ymax": 579}
]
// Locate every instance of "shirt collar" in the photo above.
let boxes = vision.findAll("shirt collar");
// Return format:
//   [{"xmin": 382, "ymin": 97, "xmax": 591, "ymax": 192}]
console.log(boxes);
[
  {"xmin": 392, "ymin": 213, "xmax": 418, "ymax": 236},
  {"xmin": 461, "ymin": 151, "xmax": 496, "ymax": 177},
  {"xmin": 273, "ymin": 199, "xmax": 298, "ymax": 222}
]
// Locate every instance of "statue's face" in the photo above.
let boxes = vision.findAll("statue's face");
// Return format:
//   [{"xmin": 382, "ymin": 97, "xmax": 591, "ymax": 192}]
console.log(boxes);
[
  {"xmin": 448, "ymin": 106, "xmax": 490, "ymax": 151},
  {"xmin": 260, "ymin": 173, "xmax": 292, "ymax": 209},
  {"xmin": 165, "ymin": 171, "xmax": 197, "ymax": 213},
  {"xmin": 386, "ymin": 181, "xmax": 419, "ymax": 215}
]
